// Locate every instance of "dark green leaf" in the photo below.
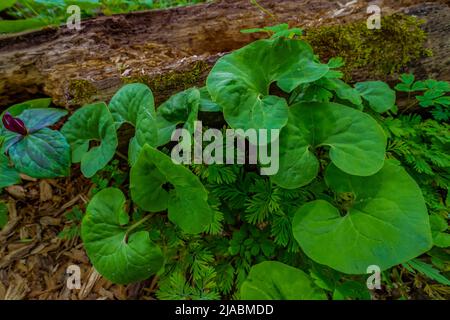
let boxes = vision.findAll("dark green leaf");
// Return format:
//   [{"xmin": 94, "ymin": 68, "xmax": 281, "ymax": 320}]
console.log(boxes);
[
  {"xmin": 130, "ymin": 144, "xmax": 214, "ymax": 234},
  {"xmin": 61, "ymin": 102, "xmax": 118, "ymax": 178},
  {"xmin": 81, "ymin": 188, "xmax": 164, "ymax": 284},
  {"xmin": 9, "ymin": 128, "xmax": 70, "ymax": 178}
]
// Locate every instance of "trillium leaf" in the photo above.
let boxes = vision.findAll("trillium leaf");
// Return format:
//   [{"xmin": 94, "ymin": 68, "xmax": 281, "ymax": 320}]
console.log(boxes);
[
  {"xmin": 272, "ymin": 102, "xmax": 386, "ymax": 189},
  {"xmin": 207, "ymin": 38, "xmax": 327, "ymax": 131},
  {"xmin": 109, "ymin": 83, "xmax": 155, "ymax": 127},
  {"xmin": 1, "ymin": 98, "xmax": 52, "ymax": 117},
  {"xmin": 241, "ymin": 261, "xmax": 327, "ymax": 300},
  {"xmin": 155, "ymin": 88, "xmax": 200, "ymax": 146},
  {"xmin": 18, "ymin": 108, "xmax": 68, "ymax": 133},
  {"xmin": 130, "ymin": 144, "xmax": 214, "ymax": 234},
  {"xmin": 355, "ymin": 81, "xmax": 396, "ymax": 113},
  {"xmin": 61, "ymin": 102, "xmax": 118, "ymax": 178},
  {"xmin": 0, "ymin": 153, "xmax": 21, "ymax": 188},
  {"xmin": 292, "ymin": 161, "xmax": 433, "ymax": 274},
  {"xmin": 81, "ymin": 188, "xmax": 164, "ymax": 284},
  {"xmin": 8, "ymin": 128, "xmax": 70, "ymax": 178}
]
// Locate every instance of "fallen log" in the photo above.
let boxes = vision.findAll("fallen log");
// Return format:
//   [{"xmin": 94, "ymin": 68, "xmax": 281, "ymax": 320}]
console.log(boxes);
[{"xmin": 0, "ymin": 0, "xmax": 448, "ymax": 110}]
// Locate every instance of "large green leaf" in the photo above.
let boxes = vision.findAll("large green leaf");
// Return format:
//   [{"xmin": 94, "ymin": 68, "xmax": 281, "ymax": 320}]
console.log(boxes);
[
  {"xmin": 61, "ymin": 102, "xmax": 118, "ymax": 178},
  {"xmin": 241, "ymin": 261, "xmax": 327, "ymax": 300},
  {"xmin": 292, "ymin": 161, "xmax": 433, "ymax": 274},
  {"xmin": 109, "ymin": 83, "xmax": 155, "ymax": 127},
  {"xmin": 0, "ymin": 153, "xmax": 20, "ymax": 188},
  {"xmin": 81, "ymin": 188, "xmax": 164, "ymax": 284},
  {"xmin": 18, "ymin": 108, "xmax": 67, "ymax": 133},
  {"xmin": 1, "ymin": 98, "xmax": 52, "ymax": 117},
  {"xmin": 0, "ymin": 0, "xmax": 16, "ymax": 12},
  {"xmin": 155, "ymin": 88, "xmax": 200, "ymax": 146},
  {"xmin": 128, "ymin": 109, "xmax": 159, "ymax": 166},
  {"xmin": 207, "ymin": 38, "xmax": 328, "ymax": 131},
  {"xmin": 0, "ymin": 18, "xmax": 50, "ymax": 34},
  {"xmin": 130, "ymin": 145, "xmax": 214, "ymax": 234},
  {"xmin": 108, "ymin": 83, "xmax": 158, "ymax": 165},
  {"xmin": 8, "ymin": 128, "xmax": 70, "ymax": 178},
  {"xmin": 199, "ymin": 87, "xmax": 221, "ymax": 112},
  {"xmin": 0, "ymin": 202, "xmax": 8, "ymax": 229},
  {"xmin": 271, "ymin": 102, "xmax": 386, "ymax": 189},
  {"xmin": 355, "ymin": 81, "xmax": 396, "ymax": 113}
]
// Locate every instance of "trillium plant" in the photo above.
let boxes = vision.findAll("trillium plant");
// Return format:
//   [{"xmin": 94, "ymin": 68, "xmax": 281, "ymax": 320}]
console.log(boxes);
[
  {"xmin": 0, "ymin": 98, "xmax": 71, "ymax": 188},
  {"xmin": 1, "ymin": 25, "xmax": 444, "ymax": 299}
]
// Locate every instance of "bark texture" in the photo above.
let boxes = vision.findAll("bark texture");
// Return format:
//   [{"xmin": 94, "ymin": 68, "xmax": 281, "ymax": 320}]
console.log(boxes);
[{"xmin": 0, "ymin": 0, "xmax": 448, "ymax": 110}]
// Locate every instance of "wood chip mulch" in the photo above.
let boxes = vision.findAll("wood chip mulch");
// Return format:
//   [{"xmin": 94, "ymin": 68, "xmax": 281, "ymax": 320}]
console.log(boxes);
[{"xmin": 0, "ymin": 168, "xmax": 152, "ymax": 300}]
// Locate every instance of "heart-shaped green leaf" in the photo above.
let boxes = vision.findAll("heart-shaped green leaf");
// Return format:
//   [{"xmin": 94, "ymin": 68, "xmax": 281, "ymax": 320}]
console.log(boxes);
[
  {"xmin": 81, "ymin": 188, "xmax": 164, "ymax": 284},
  {"xmin": 130, "ymin": 144, "xmax": 214, "ymax": 234},
  {"xmin": 109, "ymin": 83, "xmax": 155, "ymax": 128},
  {"xmin": 62, "ymin": 102, "xmax": 118, "ymax": 178},
  {"xmin": 272, "ymin": 102, "xmax": 386, "ymax": 189},
  {"xmin": 0, "ymin": 153, "xmax": 20, "ymax": 188},
  {"xmin": 18, "ymin": 108, "xmax": 67, "ymax": 133},
  {"xmin": 241, "ymin": 261, "xmax": 327, "ymax": 300},
  {"xmin": 128, "ymin": 109, "xmax": 159, "ymax": 166},
  {"xmin": 207, "ymin": 38, "xmax": 328, "ymax": 131},
  {"xmin": 155, "ymin": 87, "xmax": 200, "ymax": 146},
  {"xmin": 355, "ymin": 81, "xmax": 396, "ymax": 113},
  {"xmin": 292, "ymin": 161, "xmax": 433, "ymax": 274},
  {"xmin": 8, "ymin": 128, "xmax": 70, "ymax": 178}
]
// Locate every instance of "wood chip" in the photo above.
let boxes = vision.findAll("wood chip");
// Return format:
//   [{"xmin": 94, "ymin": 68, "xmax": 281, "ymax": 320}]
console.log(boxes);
[{"xmin": 39, "ymin": 180, "xmax": 53, "ymax": 202}]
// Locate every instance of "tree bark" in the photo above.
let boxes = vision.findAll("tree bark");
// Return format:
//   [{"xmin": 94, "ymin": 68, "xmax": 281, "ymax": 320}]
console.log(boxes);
[{"xmin": 0, "ymin": 0, "xmax": 448, "ymax": 110}]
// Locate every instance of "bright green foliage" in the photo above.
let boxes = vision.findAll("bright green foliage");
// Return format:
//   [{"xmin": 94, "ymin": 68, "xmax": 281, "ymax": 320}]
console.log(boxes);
[
  {"xmin": 130, "ymin": 144, "xmax": 214, "ymax": 234},
  {"xmin": 272, "ymin": 102, "xmax": 386, "ymax": 189},
  {"xmin": 62, "ymin": 102, "xmax": 118, "ymax": 178},
  {"xmin": 405, "ymin": 259, "xmax": 450, "ymax": 286},
  {"xmin": 0, "ymin": 153, "xmax": 21, "ymax": 188},
  {"xmin": 155, "ymin": 87, "xmax": 200, "ymax": 146},
  {"xmin": 207, "ymin": 37, "xmax": 328, "ymax": 131},
  {"xmin": 1, "ymin": 98, "xmax": 52, "ymax": 117},
  {"xmin": 109, "ymin": 83, "xmax": 155, "ymax": 128},
  {"xmin": 81, "ymin": 188, "xmax": 164, "ymax": 284},
  {"xmin": 241, "ymin": 261, "xmax": 327, "ymax": 300},
  {"xmin": 0, "ymin": 0, "xmax": 206, "ymax": 34},
  {"xmin": 0, "ymin": 0, "xmax": 16, "ymax": 11},
  {"xmin": 430, "ymin": 214, "xmax": 450, "ymax": 248},
  {"xmin": 354, "ymin": 81, "xmax": 396, "ymax": 113},
  {"xmin": 34, "ymin": 33, "xmax": 442, "ymax": 300},
  {"xmin": 395, "ymin": 74, "xmax": 450, "ymax": 121},
  {"xmin": 293, "ymin": 161, "xmax": 432, "ymax": 274},
  {"xmin": 108, "ymin": 83, "xmax": 158, "ymax": 165}
]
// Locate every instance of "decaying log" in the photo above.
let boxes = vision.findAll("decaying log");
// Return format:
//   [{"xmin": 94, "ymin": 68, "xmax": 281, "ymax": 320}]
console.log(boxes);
[{"xmin": 0, "ymin": 0, "xmax": 448, "ymax": 110}]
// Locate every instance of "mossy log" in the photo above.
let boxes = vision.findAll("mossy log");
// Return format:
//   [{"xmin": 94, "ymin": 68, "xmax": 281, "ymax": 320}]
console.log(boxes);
[{"xmin": 0, "ymin": 0, "xmax": 448, "ymax": 111}]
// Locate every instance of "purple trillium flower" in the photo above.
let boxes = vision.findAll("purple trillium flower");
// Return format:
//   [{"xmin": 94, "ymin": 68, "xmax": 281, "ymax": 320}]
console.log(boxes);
[{"xmin": 2, "ymin": 112, "xmax": 28, "ymax": 136}]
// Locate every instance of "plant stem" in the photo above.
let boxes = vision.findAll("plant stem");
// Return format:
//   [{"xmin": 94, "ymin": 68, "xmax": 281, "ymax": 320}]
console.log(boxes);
[{"xmin": 124, "ymin": 214, "xmax": 153, "ymax": 240}]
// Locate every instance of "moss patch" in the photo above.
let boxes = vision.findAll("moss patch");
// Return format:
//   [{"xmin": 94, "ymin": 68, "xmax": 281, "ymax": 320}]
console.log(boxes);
[
  {"xmin": 304, "ymin": 14, "xmax": 432, "ymax": 80},
  {"xmin": 122, "ymin": 60, "xmax": 210, "ymax": 103},
  {"xmin": 68, "ymin": 79, "xmax": 98, "ymax": 105}
]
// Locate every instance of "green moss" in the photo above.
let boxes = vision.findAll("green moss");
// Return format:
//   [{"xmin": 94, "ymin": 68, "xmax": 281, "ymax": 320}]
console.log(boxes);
[
  {"xmin": 304, "ymin": 14, "xmax": 432, "ymax": 80},
  {"xmin": 122, "ymin": 60, "xmax": 210, "ymax": 101},
  {"xmin": 68, "ymin": 79, "xmax": 98, "ymax": 105}
]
